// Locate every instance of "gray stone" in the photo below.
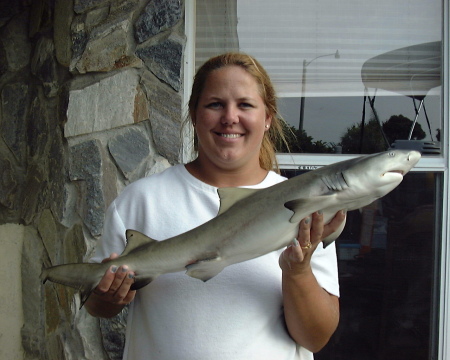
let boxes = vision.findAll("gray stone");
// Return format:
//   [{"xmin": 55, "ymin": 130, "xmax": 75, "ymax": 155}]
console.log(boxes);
[
  {"xmin": 53, "ymin": 183, "xmax": 78, "ymax": 229},
  {"xmin": 70, "ymin": 16, "xmax": 89, "ymax": 66},
  {"xmin": 69, "ymin": 140, "xmax": 104, "ymax": 236},
  {"xmin": 54, "ymin": 0, "xmax": 74, "ymax": 67},
  {"xmin": 0, "ymin": 2, "xmax": 188, "ymax": 359},
  {"xmin": 65, "ymin": 69, "xmax": 146, "ymax": 137},
  {"xmin": 69, "ymin": 139, "xmax": 117, "ymax": 236},
  {"xmin": 85, "ymin": 6, "xmax": 109, "ymax": 29},
  {"xmin": 29, "ymin": 0, "xmax": 53, "ymax": 38},
  {"xmin": 48, "ymin": 132, "xmax": 75, "ymax": 228},
  {"xmin": 28, "ymin": 92, "xmax": 50, "ymax": 159},
  {"xmin": 0, "ymin": 157, "xmax": 18, "ymax": 209},
  {"xmin": 75, "ymin": 9, "xmax": 144, "ymax": 73},
  {"xmin": 99, "ymin": 306, "xmax": 128, "ymax": 360},
  {"xmin": 141, "ymin": 72, "xmax": 182, "ymax": 163},
  {"xmin": 74, "ymin": 308, "xmax": 109, "ymax": 360},
  {"xmin": 21, "ymin": 164, "xmax": 47, "ymax": 225},
  {"xmin": 31, "ymin": 37, "xmax": 60, "ymax": 97},
  {"xmin": 74, "ymin": 0, "xmax": 110, "ymax": 14},
  {"xmin": 135, "ymin": 0, "xmax": 182, "ymax": 43},
  {"xmin": 110, "ymin": 0, "xmax": 139, "ymax": 14},
  {"xmin": 136, "ymin": 34, "xmax": 184, "ymax": 91},
  {"xmin": 108, "ymin": 127, "xmax": 150, "ymax": 179},
  {"xmin": 0, "ymin": 40, "xmax": 8, "ymax": 77},
  {"xmin": 0, "ymin": 0, "xmax": 22, "ymax": 27},
  {"xmin": 38, "ymin": 209, "xmax": 59, "ymax": 266},
  {"xmin": 0, "ymin": 11, "xmax": 31, "ymax": 72},
  {"xmin": 0, "ymin": 82, "xmax": 29, "ymax": 163},
  {"xmin": 145, "ymin": 155, "xmax": 171, "ymax": 177},
  {"xmin": 63, "ymin": 223, "xmax": 86, "ymax": 264}
]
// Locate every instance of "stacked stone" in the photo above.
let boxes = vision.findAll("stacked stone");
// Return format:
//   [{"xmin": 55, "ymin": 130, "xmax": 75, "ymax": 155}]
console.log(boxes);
[{"xmin": 0, "ymin": 0, "xmax": 185, "ymax": 359}]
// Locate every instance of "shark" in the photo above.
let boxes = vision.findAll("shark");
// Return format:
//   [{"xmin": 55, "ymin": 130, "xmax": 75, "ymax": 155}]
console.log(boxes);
[{"xmin": 41, "ymin": 150, "xmax": 421, "ymax": 306}]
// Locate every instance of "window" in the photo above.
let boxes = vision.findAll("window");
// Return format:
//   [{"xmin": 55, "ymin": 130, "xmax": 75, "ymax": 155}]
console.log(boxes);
[
  {"xmin": 193, "ymin": 0, "xmax": 442, "ymax": 155},
  {"xmin": 185, "ymin": 1, "xmax": 449, "ymax": 359}
]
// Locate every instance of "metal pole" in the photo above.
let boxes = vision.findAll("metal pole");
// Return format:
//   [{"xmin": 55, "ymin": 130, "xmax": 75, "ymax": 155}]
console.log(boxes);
[
  {"xmin": 298, "ymin": 51, "xmax": 339, "ymax": 132},
  {"xmin": 299, "ymin": 59, "xmax": 307, "ymax": 132}
]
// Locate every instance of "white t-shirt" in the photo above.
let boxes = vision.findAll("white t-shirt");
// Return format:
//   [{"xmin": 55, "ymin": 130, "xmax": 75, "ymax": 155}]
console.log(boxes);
[{"xmin": 91, "ymin": 165, "xmax": 339, "ymax": 360}]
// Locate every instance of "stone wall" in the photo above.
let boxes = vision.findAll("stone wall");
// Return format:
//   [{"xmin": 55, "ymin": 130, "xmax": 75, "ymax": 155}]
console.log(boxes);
[{"xmin": 0, "ymin": 0, "xmax": 186, "ymax": 359}]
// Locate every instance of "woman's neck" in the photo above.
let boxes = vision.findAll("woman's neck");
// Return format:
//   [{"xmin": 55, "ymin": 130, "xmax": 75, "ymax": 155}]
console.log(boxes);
[{"xmin": 185, "ymin": 158, "xmax": 269, "ymax": 188}]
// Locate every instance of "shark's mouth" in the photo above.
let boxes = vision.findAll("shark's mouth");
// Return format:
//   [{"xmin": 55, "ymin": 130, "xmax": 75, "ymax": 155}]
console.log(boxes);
[{"xmin": 384, "ymin": 170, "xmax": 405, "ymax": 177}]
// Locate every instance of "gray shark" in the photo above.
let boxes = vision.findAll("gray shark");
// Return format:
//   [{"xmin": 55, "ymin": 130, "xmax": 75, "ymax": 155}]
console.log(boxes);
[{"xmin": 41, "ymin": 150, "xmax": 420, "ymax": 305}]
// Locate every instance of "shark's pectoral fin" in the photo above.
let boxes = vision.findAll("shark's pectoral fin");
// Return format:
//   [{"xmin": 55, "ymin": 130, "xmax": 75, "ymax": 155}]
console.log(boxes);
[
  {"xmin": 131, "ymin": 276, "xmax": 155, "ymax": 290},
  {"xmin": 185, "ymin": 257, "xmax": 225, "ymax": 282},
  {"xmin": 322, "ymin": 216, "xmax": 347, "ymax": 248},
  {"xmin": 285, "ymin": 196, "xmax": 332, "ymax": 223}
]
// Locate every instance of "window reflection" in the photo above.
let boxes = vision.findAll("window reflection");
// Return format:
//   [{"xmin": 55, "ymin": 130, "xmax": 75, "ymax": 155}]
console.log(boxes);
[
  {"xmin": 195, "ymin": 1, "xmax": 442, "ymax": 155},
  {"xmin": 280, "ymin": 170, "xmax": 439, "ymax": 360},
  {"xmin": 277, "ymin": 94, "xmax": 441, "ymax": 154}
]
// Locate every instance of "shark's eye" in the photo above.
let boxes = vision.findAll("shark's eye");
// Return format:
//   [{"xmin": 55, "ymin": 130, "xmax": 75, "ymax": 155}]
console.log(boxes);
[{"xmin": 388, "ymin": 152, "xmax": 395, "ymax": 157}]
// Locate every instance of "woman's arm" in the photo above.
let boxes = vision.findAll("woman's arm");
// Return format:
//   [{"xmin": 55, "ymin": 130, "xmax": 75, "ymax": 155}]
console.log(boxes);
[{"xmin": 279, "ymin": 210, "xmax": 346, "ymax": 352}]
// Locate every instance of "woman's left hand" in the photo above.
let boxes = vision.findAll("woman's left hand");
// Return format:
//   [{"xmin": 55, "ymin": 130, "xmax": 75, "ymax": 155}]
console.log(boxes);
[
  {"xmin": 278, "ymin": 210, "xmax": 346, "ymax": 351},
  {"xmin": 279, "ymin": 210, "xmax": 346, "ymax": 275}
]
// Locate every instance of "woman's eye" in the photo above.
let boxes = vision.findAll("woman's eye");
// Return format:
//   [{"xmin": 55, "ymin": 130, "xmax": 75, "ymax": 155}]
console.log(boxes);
[
  {"xmin": 206, "ymin": 102, "xmax": 222, "ymax": 109},
  {"xmin": 240, "ymin": 102, "xmax": 253, "ymax": 108}
]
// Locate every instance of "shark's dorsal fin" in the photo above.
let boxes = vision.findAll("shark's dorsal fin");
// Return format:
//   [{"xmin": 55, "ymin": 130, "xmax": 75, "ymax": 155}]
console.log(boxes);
[
  {"xmin": 124, "ymin": 229, "xmax": 157, "ymax": 256},
  {"xmin": 284, "ymin": 196, "xmax": 332, "ymax": 223},
  {"xmin": 217, "ymin": 187, "xmax": 261, "ymax": 215}
]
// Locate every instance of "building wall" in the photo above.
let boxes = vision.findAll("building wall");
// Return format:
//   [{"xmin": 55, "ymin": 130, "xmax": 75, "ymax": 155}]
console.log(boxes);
[
  {"xmin": 0, "ymin": 224, "xmax": 25, "ymax": 360},
  {"xmin": 0, "ymin": 0, "xmax": 185, "ymax": 359}
]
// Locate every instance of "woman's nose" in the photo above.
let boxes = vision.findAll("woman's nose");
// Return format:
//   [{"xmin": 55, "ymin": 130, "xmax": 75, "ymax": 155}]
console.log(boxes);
[{"xmin": 221, "ymin": 105, "xmax": 239, "ymax": 125}]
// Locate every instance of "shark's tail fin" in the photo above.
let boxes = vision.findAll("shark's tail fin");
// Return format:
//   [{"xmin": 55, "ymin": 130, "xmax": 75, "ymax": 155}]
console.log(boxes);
[{"xmin": 40, "ymin": 263, "xmax": 106, "ymax": 309}]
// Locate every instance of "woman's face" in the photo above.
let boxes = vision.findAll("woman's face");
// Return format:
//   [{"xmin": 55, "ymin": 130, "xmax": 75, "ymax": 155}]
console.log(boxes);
[{"xmin": 193, "ymin": 65, "xmax": 271, "ymax": 171}]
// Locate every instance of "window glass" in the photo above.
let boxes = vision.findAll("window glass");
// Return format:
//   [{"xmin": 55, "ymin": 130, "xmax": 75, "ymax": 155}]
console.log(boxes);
[
  {"xmin": 195, "ymin": 0, "xmax": 442, "ymax": 154},
  {"xmin": 280, "ymin": 170, "xmax": 441, "ymax": 360},
  {"xmin": 194, "ymin": 2, "xmax": 446, "ymax": 359}
]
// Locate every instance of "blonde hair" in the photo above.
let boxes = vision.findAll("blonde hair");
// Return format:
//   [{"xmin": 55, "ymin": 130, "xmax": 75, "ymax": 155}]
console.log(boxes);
[{"xmin": 185, "ymin": 52, "xmax": 288, "ymax": 173}]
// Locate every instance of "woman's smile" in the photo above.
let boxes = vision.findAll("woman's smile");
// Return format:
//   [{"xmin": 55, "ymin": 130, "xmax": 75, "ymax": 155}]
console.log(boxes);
[{"xmin": 217, "ymin": 133, "xmax": 243, "ymax": 138}]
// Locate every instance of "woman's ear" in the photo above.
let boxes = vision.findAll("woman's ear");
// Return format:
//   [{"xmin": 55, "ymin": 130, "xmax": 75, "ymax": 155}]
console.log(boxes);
[{"xmin": 264, "ymin": 115, "xmax": 272, "ymax": 131}]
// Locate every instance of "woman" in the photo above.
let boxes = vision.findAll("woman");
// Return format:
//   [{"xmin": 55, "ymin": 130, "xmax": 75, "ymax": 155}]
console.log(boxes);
[{"xmin": 86, "ymin": 52, "xmax": 345, "ymax": 359}]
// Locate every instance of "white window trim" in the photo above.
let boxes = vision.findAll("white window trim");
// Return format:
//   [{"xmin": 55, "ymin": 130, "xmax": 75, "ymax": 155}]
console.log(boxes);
[{"xmin": 438, "ymin": 1, "xmax": 450, "ymax": 358}]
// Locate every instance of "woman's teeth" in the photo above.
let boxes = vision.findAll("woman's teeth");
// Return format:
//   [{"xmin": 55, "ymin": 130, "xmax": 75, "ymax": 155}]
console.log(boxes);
[{"xmin": 220, "ymin": 133, "xmax": 242, "ymax": 138}]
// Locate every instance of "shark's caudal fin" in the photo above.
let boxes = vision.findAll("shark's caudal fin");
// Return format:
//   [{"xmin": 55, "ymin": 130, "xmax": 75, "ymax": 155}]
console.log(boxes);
[
  {"xmin": 41, "ymin": 230, "xmax": 160, "ymax": 309},
  {"xmin": 40, "ymin": 263, "xmax": 103, "ymax": 309}
]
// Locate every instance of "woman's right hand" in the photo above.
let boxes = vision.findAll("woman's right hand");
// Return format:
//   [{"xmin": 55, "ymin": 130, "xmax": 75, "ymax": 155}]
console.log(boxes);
[{"xmin": 84, "ymin": 253, "xmax": 136, "ymax": 318}]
